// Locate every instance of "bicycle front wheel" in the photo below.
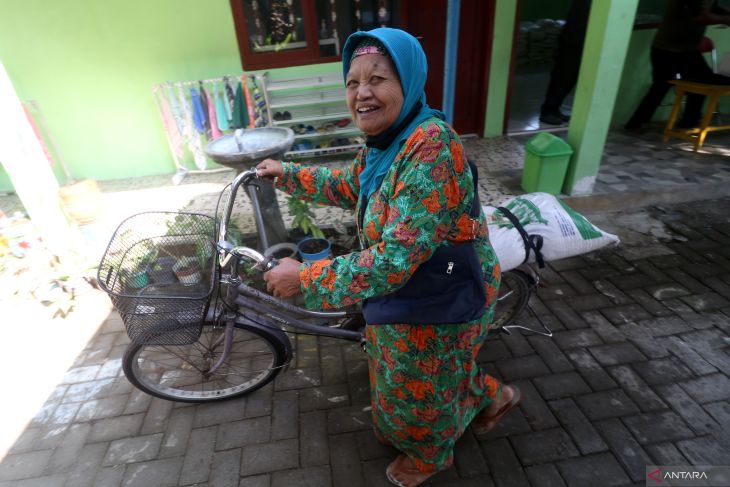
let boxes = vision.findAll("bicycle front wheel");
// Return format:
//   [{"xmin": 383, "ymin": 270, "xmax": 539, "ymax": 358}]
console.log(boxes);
[
  {"xmin": 492, "ymin": 269, "xmax": 531, "ymax": 330},
  {"xmin": 123, "ymin": 321, "xmax": 289, "ymax": 403}
]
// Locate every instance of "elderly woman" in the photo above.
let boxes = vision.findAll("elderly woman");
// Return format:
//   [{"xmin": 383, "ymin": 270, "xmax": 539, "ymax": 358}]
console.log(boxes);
[{"xmin": 257, "ymin": 28, "xmax": 521, "ymax": 487}]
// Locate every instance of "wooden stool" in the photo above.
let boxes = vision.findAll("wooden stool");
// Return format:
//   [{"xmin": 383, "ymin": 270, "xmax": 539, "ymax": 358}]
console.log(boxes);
[{"xmin": 662, "ymin": 80, "xmax": 730, "ymax": 151}]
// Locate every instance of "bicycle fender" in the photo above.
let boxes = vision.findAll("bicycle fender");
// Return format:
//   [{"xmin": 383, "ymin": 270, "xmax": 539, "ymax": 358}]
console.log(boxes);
[{"xmin": 235, "ymin": 315, "xmax": 293, "ymax": 365}]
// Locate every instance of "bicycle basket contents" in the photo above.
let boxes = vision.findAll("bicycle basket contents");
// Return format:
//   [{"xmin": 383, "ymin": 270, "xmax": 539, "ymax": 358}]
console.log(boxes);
[{"xmin": 97, "ymin": 212, "xmax": 217, "ymax": 346}]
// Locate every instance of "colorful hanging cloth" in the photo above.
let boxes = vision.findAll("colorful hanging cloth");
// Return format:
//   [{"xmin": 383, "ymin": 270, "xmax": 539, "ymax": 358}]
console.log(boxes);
[
  {"xmin": 198, "ymin": 82, "xmax": 211, "ymax": 138},
  {"xmin": 165, "ymin": 83, "xmax": 185, "ymax": 138},
  {"xmin": 224, "ymin": 76, "xmax": 236, "ymax": 121},
  {"xmin": 232, "ymin": 81, "xmax": 249, "ymax": 129},
  {"xmin": 156, "ymin": 87, "xmax": 184, "ymax": 159},
  {"xmin": 179, "ymin": 85, "xmax": 208, "ymax": 170},
  {"xmin": 241, "ymin": 75, "xmax": 255, "ymax": 128},
  {"xmin": 250, "ymin": 77, "xmax": 268, "ymax": 127},
  {"xmin": 189, "ymin": 87, "xmax": 206, "ymax": 134},
  {"xmin": 214, "ymin": 86, "xmax": 230, "ymax": 131},
  {"xmin": 204, "ymin": 86, "xmax": 222, "ymax": 139}
]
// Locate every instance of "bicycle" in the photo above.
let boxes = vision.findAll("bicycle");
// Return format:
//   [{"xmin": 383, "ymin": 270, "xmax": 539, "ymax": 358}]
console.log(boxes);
[{"xmin": 99, "ymin": 162, "xmax": 549, "ymax": 404}]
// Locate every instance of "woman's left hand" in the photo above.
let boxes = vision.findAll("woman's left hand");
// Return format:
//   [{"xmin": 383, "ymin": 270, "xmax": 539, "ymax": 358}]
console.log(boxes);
[{"xmin": 263, "ymin": 257, "xmax": 303, "ymax": 298}]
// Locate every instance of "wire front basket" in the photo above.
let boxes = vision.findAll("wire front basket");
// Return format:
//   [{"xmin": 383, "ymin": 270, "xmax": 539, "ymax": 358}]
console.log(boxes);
[{"xmin": 97, "ymin": 212, "xmax": 217, "ymax": 345}]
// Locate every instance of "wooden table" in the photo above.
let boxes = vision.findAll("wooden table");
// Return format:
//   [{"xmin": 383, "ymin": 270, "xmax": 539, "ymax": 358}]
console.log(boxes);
[{"xmin": 663, "ymin": 80, "xmax": 730, "ymax": 151}]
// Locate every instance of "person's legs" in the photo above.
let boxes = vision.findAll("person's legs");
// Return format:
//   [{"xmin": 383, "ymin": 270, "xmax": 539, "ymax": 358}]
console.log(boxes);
[
  {"xmin": 541, "ymin": 37, "xmax": 585, "ymax": 124},
  {"xmin": 625, "ymin": 47, "xmax": 677, "ymax": 130},
  {"xmin": 367, "ymin": 322, "xmax": 511, "ymax": 486},
  {"xmin": 676, "ymin": 50, "xmax": 727, "ymax": 127},
  {"xmin": 471, "ymin": 383, "xmax": 522, "ymax": 435}
]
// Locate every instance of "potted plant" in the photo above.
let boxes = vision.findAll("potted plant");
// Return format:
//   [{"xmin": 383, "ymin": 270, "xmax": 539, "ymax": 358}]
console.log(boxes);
[
  {"xmin": 173, "ymin": 256, "xmax": 203, "ymax": 286},
  {"xmin": 286, "ymin": 196, "xmax": 325, "ymax": 239},
  {"xmin": 121, "ymin": 266, "xmax": 149, "ymax": 290},
  {"xmin": 148, "ymin": 256, "xmax": 177, "ymax": 284},
  {"xmin": 286, "ymin": 196, "xmax": 330, "ymax": 262},
  {"xmin": 297, "ymin": 236, "xmax": 332, "ymax": 262},
  {"xmin": 121, "ymin": 243, "xmax": 155, "ymax": 290},
  {"xmin": 160, "ymin": 214, "xmax": 215, "ymax": 258},
  {"xmin": 195, "ymin": 240, "xmax": 214, "ymax": 268}
]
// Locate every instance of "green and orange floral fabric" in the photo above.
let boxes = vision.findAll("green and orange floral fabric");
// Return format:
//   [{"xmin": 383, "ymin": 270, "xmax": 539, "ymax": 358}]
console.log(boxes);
[{"xmin": 276, "ymin": 117, "xmax": 502, "ymax": 472}]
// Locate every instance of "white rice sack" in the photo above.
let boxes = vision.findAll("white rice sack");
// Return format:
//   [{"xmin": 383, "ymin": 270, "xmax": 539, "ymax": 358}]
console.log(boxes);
[{"xmin": 484, "ymin": 192, "xmax": 620, "ymax": 272}]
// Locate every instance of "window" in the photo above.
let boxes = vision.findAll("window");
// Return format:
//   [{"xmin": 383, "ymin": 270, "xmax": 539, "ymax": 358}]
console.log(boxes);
[{"xmin": 230, "ymin": 0, "xmax": 403, "ymax": 70}]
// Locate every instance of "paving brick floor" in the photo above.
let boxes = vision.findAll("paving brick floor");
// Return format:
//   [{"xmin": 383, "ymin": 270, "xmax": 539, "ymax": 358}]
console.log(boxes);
[{"xmin": 1, "ymin": 195, "xmax": 730, "ymax": 486}]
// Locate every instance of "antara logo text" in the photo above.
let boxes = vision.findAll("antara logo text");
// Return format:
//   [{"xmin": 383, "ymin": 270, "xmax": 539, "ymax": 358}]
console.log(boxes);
[{"xmin": 647, "ymin": 468, "xmax": 709, "ymax": 483}]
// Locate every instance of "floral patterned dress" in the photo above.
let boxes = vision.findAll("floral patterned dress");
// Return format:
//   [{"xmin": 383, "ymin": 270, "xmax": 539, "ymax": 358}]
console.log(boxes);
[{"xmin": 276, "ymin": 117, "xmax": 502, "ymax": 473}]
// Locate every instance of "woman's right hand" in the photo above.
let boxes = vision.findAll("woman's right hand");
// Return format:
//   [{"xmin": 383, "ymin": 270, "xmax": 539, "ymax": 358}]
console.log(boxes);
[{"xmin": 256, "ymin": 159, "xmax": 283, "ymax": 179}]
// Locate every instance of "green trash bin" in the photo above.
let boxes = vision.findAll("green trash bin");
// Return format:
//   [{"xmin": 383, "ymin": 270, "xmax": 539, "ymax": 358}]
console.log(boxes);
[{"xmin": 521, "ymin": 132, "xmax": 573, "ymax": 195}]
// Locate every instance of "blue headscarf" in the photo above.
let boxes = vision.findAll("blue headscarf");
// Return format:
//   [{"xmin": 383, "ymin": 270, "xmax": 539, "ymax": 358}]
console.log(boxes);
[{"xmin": 342, "ymin": 28, "xmax": 445, "ymax": 200}]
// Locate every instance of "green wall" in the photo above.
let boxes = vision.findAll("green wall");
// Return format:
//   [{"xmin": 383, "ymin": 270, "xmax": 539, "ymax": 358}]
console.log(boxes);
[
  {"xmin": 1, "ymin": 2, "xmax": 728, "ymax": 194},
  {"xmin": 0, "ymin": 0, "xmax": 238, "ymax": 191},
  {"xmin": 0, "ymin": 0, "xmax": 338, "ymax": 193}
]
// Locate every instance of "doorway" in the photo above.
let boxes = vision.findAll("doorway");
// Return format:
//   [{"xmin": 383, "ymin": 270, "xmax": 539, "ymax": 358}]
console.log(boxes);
[
  {"xmin": 404, "ymin": 0, "xmax": 494, "ymax": 135},
  {"xmin": 507, "ymin": 0, "xmax": 587, "ymax": 133}
]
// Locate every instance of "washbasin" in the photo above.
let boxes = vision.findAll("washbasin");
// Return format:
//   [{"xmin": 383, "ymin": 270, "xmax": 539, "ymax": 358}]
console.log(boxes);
[{"xmin": 204, "ymin": 127, "xmax": 294, "ymax": 170}]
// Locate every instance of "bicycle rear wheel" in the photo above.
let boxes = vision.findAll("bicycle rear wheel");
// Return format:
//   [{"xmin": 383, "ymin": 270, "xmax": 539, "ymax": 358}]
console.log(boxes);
[
  {"xmin": 492, "ymin": 269, "xmax": 532, "ymax": 330},
  {"xmin": 123, "ymin": 321, "xmax": 289, "ymax": 402}
]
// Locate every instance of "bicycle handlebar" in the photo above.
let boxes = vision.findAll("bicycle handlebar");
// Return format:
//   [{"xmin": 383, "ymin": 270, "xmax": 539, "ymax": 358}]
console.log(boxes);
[
  {"xmin": 218, "ymin": 168, "xmax": 261, "ymax": 248},
  {"xmin": 218, "ymin": 241, "xmax": 348, "ymax": 320},
  {"xmin": 218, "ymin": 243, "xmax": 278, "ymax": 272},
  {"xmin": 216, "ymin": 167, "xmax": 350, "ymax": 321}
]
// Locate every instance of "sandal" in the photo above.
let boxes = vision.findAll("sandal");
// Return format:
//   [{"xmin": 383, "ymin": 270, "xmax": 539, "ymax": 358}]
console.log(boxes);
[
  {"xmin": 472, "ymin": 385, "xmax": 522, "ymax": 436},
  {"xmin": 385, "ymin": 454, "xmax": 437, "ymax": 487}
]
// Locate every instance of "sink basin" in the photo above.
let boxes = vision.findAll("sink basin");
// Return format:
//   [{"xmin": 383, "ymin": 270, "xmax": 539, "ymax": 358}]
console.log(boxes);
[{"xmin": 204, "ymin": 127, "xmax": 295, "ymax": 170}]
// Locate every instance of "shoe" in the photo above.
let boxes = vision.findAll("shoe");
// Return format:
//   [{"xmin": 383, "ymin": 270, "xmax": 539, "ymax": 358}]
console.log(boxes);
[
  {"xmin": 282, "ymin": 111, "xmax": 292, "ymax": 120},
  {"xmin": 385, "ymin": 454, "xmax": 438, "ymax": 487},
  {"xmin": 472, "ymin": 385, "xmax": 522, "ymax": 436},
  {"xmin": 335, "ymin": 118, "xmax": 351, "ymax": 128},
  {"xmin": 539, "ymin": 111, "xmax": 567, "ymax": 125}
]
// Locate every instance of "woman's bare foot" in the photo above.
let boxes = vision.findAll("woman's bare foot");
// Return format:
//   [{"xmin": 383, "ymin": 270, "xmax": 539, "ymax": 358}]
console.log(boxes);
[
  {"xmin": 472, "ymin": 385, "xmax": 522, "ymax": 435},
  {"xmin": 385, "ymin": 454, "xmax": 437, "ymax": 487}
]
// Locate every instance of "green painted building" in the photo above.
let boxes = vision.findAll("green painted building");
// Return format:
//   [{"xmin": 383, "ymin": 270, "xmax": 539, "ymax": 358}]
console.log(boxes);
[{"xmin": 1, "ymin": 0, "xmax": 728, "ymax": 194}]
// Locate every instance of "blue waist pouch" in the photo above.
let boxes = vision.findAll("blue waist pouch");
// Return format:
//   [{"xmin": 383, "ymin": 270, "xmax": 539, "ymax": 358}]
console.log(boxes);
[
  {"xmin": 362, "ymin": 159, "xmax": 486, "ymax": 325},
  {"xmin": 362, "ymin": 242, "xmax": 486, "ymax": 325}
]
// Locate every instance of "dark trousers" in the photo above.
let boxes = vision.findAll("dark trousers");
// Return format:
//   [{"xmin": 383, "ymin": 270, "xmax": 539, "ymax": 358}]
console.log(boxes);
[
  {"xmin": 541, "ymin": 35, "xmax": 585, "ymax": 114},
  {"xmin": 626, "ymin": 47, "xmax": 730, "ymax": 128}
]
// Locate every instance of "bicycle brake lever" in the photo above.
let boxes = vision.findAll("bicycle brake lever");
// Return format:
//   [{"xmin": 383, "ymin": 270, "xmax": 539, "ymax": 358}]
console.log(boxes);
[
  {"xmin": 265, "ymin": 258, "xmax": 279, "ymax": 271},
  {"xmin": 253, "ymin": 255, "xmax": 279, "ymax": 272}
]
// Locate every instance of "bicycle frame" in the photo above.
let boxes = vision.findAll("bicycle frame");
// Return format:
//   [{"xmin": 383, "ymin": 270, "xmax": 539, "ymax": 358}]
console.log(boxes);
[
  {"xmin": 207, "ymin": 169, "xmax": 361, "ymax": 375},
  {"xmin": 208, "ymin": 167, "xmax": 556, "ymax": 378}
]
